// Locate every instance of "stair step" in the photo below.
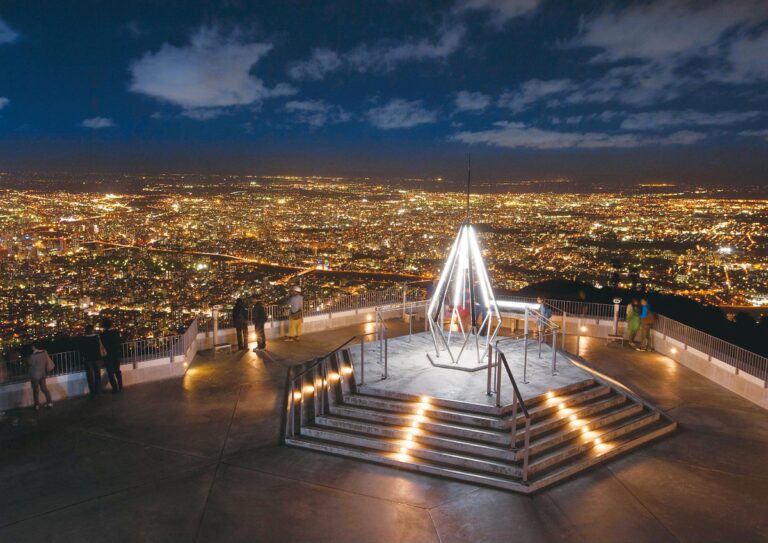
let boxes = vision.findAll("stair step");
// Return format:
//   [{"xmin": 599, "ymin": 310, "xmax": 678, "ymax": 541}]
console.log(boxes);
[
  {"xmin": 285, "ymin": 436, "xmax": 529, "ymax": 492},
  {"xmin": 300, "ymin": 426, "xmax": 522, "ymax": 478},
  {"xmin": 523, "ymin": 385, "xmax": 612, "ymax": 423},
  {"xmin": 343, "ymin": 383, "xmax": 612, "ymax": 432},
  {"xmin": 528, "ymin": 418, "xmax": 677, "ymax": 490},
  {"xmin": 318, "ymin": 395, "xmax": 642, "ymax": 463},
  {"xmin": 343, "ymin": 394, "xmax": 506, "ymax": 429},
  {"xmin": 315, "ymin": 414, "xmax": 517, "ymax": 461},
  {"xmin": 286, "ymin": 416, "xmax": 676, "ymax": 494},
  {"xmin": 328, "ymin": 404, "xmax": 512, "ymax": 445},
  {"xmin": 523, "ymin": 393, "xmax": 628, "ymax": 439},
  {"xmin": 526, "ymin": 411, "xmax": 660, "ymax": 475},
  {"xmin": 355, "ymin": 378, "xmax": 597, "ymax": 416},
  {"xmin": 522, "ymin": 402, "xmax": 644, "ymax": 458}
]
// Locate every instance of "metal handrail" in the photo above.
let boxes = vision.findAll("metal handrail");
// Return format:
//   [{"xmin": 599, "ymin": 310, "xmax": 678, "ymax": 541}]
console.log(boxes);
[
  {"xmin": 290, "ymin": 336, "xmax": 357, "ymax": 382},
  {"xmin": 530, "ymin": 307, "xmax": 560, "ymax": 331},
  {"xmin": 285, "ymin": 327, "xmax": 390, "ymax": 439},
  {"xmin": 494, "ymin": 346, "xmax": 533, "ymax": 482},
  {"xmin": 496, "ymin": 350, "xmax": 530, "ymax": 419}
]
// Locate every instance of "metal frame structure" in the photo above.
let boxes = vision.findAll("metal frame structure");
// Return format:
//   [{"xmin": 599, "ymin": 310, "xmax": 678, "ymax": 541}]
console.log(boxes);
[{"xmin": 427, "ymin": 221, "xmax": 501, "ymax": 366}]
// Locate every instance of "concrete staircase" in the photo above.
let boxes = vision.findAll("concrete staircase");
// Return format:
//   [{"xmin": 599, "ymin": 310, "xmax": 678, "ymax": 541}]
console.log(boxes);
[{"xmin": 284, "ymin": 349, "xmax": 676, "ymax": 493}]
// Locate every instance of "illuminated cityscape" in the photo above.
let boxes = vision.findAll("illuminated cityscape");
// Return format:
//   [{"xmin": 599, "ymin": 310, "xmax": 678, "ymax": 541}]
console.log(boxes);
[
  {"xmin": 1, "ymin": 173, "xmax": 765, "ymax": 348},
  {"xmin": 3, "ymin": 1, "xmax": 768, "ymax": 541}
]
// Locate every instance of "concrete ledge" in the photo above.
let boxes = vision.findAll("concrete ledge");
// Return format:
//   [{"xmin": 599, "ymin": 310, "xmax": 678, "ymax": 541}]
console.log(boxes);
[
  {"xmin": 196, "ymin": 307, "xmax": 406, "ymax": 350},
  {"xmin": 0, "ymin": 359, "xmax": 188, "ymax": 411},
  {"xmin": 653, "ymin": 334, "xmax": 768, "ymax": 409}
]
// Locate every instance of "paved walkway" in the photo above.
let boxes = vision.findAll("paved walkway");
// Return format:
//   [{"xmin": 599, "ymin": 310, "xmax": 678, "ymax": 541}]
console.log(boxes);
[{"xmin": 1, "ymin": 323, "xmax": 767, "ymax": 542}]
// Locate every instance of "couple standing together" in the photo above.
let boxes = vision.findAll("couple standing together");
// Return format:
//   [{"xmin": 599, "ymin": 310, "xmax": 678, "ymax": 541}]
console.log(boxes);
[{"xmin": 78, "ymin": 319, "xmax": 124, "ymax": 397}]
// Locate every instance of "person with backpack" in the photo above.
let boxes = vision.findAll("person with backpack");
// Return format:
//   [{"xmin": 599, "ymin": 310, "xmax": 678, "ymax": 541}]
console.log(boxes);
[
  {"xmin": 233, "ymin": 298, "xmax": 249, "ymax": 350},
  {"xmin": 78, "ymin": 324, "xmax": 103, "ymax": 397},
  {"xmin": 637, "ymin": 298, "xmax": 655, "ymax": 351},
  {"xmin": 100, "ymin": 318, "xmax": 123, "ymax": 393},
  {"xmin": 28, "ymin": 342, "xmax": 54, "ymax": 409}
]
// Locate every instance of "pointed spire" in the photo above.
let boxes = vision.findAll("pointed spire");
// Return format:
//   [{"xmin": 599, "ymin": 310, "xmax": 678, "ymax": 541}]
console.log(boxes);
[{"xmin": 427, "ymin": 222, "xmax": 500, "ymax": 366}]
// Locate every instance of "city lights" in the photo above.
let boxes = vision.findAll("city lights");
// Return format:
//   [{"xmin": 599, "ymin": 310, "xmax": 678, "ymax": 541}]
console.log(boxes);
[{"xmin": 0, "ymin": 175, "xmax": 765, "ymax": 349}]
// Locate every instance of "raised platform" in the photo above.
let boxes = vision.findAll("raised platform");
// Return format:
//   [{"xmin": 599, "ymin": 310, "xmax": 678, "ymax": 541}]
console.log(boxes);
[
  {"xmin": 351, "ymin": 331, "xmax": 591, "ymax": 410},
  {"xmin": 284, "ymin": 331, "xmax": 677, "ymax": 493}
]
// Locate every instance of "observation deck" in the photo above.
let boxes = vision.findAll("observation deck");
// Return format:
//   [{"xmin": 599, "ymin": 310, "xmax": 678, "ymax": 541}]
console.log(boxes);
[{"xmin": 2, "ymin": 301, "xmax": 767, "ymax": 541}]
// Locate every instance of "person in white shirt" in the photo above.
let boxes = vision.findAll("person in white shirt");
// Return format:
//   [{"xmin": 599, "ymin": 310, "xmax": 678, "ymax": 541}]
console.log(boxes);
[{"xmin": 286, "ymin": 286, "xmax": 304, "ymax": 341}]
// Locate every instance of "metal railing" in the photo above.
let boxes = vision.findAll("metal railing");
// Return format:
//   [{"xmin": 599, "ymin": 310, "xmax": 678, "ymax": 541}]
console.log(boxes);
[
  {"xmin": 1, "ymin": 319, "xmax": 199, "ymax": 385},
  {"xmin": 204, "ymin": 284, "xmax": 427, "ymax": 333},
  {"xmin": 655, "ymin": 314, "xmax": 768, "ymax": 382},
  {"xmin": 285, "ymin": 329, "xmax": 390, "ymax": 439},
  {"xmin": 494, "ymin": 347, "xmax": 532, "ymax": 482}
]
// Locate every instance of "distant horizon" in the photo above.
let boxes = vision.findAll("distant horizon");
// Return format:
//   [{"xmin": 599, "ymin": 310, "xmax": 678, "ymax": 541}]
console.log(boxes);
[{"xmin": 1, "ymin": 170, "xmax": 767, "ymax": 197}]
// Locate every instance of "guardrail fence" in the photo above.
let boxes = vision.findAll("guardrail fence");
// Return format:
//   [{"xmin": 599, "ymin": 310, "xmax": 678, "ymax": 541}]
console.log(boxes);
[{"xmin": 1, "ymin": 319, "xmax": 199, "ymax": 385}]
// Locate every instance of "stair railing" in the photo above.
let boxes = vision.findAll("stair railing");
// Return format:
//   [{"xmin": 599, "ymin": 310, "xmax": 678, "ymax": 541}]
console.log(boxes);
[
  {"xmin": 495, "ymin": 346, "xmax": 533, "ymax": 483},
  {"xmin": 285, "ymin": 327, "xmax": 389, "ymax": 440},
  {"xmin": 285, "ymin": 336, "xmax": 356, "ymax": 439},
  {"xmin": 530, "ymin": 307, "xmax": 560, "ymax": 375}
]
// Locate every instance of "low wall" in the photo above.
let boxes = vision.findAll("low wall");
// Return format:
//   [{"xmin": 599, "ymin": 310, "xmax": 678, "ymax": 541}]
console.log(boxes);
[
  {"xmin": 197, "ymin": 307, "xmax": 408, "ymax": 350},
  {"xmin": 651, "ymin": 330, "xmax": 768, "ymax": 409},
  {"xmin": 546, "ymin": 315, "xmax": 768, "ymax": 411},
  {"xmin": 1, "ymin": 357, "xmax": 189, "ymax": 411}
]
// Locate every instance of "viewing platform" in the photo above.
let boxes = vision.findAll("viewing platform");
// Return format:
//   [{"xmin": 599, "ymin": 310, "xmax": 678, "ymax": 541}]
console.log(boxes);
[
  {"xmin": 1, "ymin": 318, "xmax": 767, "ymax": 542},
  {"xmin": 2, "ymin": 294, "xmax": 768, "ymax": 542}
]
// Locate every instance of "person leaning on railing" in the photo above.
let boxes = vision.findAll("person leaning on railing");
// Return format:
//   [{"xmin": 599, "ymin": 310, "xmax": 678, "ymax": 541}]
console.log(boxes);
[{"xmin": 28, "ymin": 341, "xmax": 54, "ymax": 409}]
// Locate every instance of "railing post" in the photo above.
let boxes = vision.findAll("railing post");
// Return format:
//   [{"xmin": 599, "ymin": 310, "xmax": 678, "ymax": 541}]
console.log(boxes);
[
  {"xmin": 212, "ymin": 306, "xmax": 219, "ymax": 350},
  {"xmin": 576, "ymin": 317, "xmax": 581, "ymax": 357},
  {"xmin": 383, "ymin": 334, "xmax": 388, "ymax": 380},
  {"xmin": 522, "ymin": 417, "xmax": 531, "ymax": 483},
  {"xmin": 360, "ymin": 337, "xmax": 365, "ymax": 386},
  {"xmin": 523, "ymin": 308, "xmax": 529, "ymax": 384},
  {"xmin": 562, "ymin": 311, "xmax": 567, "ymax": 351},
  {"xmin": 523, "ymin": 335, "xmax": 529, "ymax": 384},
  {"xmin": 402, "ymin": 283, "xmax": 407, "ymax": 319},
  {"xmin": 552, "ymin": 330, "xmax": 558, "ymax": 375},
  {"xmin": 486, "ymin": 344, "xmax": 493, "ymax": 396},
  {"xmin": 409, "ymin": 302, "xmax": 414, "ymax": 338},
  {"xmin": 510, "ymin": 391, "xmax": 518, "ymax": 448},
  {"xmin": 495, "ymin": 350, "xmax": 502, "ymax": 407}
]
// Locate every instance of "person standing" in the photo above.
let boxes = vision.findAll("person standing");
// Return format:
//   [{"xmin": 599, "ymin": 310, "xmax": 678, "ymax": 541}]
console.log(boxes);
[
  {"xmin": 233, "ymin": 298, "xmax": 249, "ymax": 350},
  {"xmin": 28, "ymin": 342, "xmax": 54, "ymax": 409},
  {"xmin": 286, "ymin": 286, "xmax": 304, "ymax": 341},
  {"xmin": 637, "ymin": 299, "xmax": 655, "ymax": 351},
  {"xmin": 625, "ymin": 299, "xmax": 641, "ymax": 347},
  {"xmin": 100, "ymin": 319, "xmax": 123, "ymax": 393},
  {"xmin": 78, "ymin": 324, "xmax": 102, "ymax": 397},
  {"xmin": 252, "ymin": 298, "xmax": 267, "ymax": 351}
]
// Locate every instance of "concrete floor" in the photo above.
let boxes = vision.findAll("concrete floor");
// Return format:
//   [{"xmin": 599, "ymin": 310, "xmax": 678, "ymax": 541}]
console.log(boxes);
[{"xmin": 1, "ymin": 321, "xmax": 767, "ymax": 543}]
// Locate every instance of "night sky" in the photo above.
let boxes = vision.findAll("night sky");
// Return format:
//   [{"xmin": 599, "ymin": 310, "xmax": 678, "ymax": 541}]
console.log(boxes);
[{"xmin": 1, "ymin": 0, "xmax": 767, "ymax": 185}]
